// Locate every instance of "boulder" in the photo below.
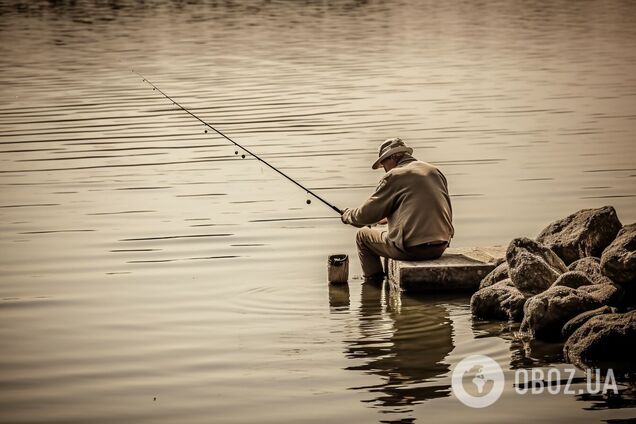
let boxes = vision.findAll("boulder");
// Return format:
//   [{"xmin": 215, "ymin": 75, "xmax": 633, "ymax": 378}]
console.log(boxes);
[
  {"xmin": 568, "ymin": 257, "xmax": 604, "ymax": 283},
  {"xmin": 578, "ymin": 280, "xmax": 625, "ymax": 308},
  {"xmin": 600, "ymin": 223, "xmax": 636, "ymax": 287},
  {"xmin": 551, "ymin": 271, "xmax": 594, "ymax": 289},
  {"xmin": 506, "ymin": 237, "xmax": 568, "ymax": 294},
  {"xmin": 537, "ymin": 206, "xmax": 622, "ymax": 265},
  {"xmin": 470, "ymin": 279, "xmax": 527, "ymax": 322},
  {"xmin": 561, "ymin": 305, "xmax": 615, "ymax": 339},
  {"xmin": 520, "ymin": 285, "xmax": 603, "ymax": 341},
  {"xmin": 564, "ymin": 310, "xmax": 636, "ymax": 369},
  {"xmin": 478, "ymin": 262, "xmax": 509, "ymax": 289},
  {"xmin": 493, "ymin": 257, "xmax": 506, "ymax": 267}
]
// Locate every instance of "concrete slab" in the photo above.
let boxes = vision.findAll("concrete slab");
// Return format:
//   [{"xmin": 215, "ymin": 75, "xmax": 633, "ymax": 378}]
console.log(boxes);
[{"xmin": 388, "ymin": 246, "xmax": 506, "ymax": 293}]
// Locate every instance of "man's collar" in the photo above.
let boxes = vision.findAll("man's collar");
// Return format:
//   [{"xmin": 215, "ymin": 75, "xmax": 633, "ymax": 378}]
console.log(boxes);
[{"xmin": 397, "ymin": 155, "xmax": 417, "ymax": 167}]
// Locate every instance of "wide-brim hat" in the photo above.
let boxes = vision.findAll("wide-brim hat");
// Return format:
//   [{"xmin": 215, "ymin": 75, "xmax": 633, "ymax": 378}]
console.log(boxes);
[{"xmin": 371, "ymin": 137, "xmax": 413, "ymax": 169}]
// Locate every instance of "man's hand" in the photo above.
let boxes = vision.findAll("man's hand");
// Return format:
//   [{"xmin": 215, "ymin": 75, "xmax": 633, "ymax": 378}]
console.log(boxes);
[
  {"xmin": 340, "ymin": 208, "xmax": 350, "ymax": 224},
  {"xmin": 341, "ymin": 209, "xmax": 366, "ymax": 228}
]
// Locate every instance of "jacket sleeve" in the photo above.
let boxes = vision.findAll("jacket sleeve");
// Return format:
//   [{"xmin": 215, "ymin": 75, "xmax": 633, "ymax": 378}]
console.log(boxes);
[{"xmin": 342, "ymin": 174, "xmax": 396, "ymax": 227}]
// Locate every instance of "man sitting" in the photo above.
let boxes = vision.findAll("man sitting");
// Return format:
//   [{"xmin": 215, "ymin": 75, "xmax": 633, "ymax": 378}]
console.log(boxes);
[{"xmin": 341, "ymin": 137, "xmax": 454, "ymax": 284}]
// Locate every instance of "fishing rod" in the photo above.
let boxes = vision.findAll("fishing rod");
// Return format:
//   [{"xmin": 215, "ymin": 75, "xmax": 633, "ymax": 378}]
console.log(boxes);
[{"xmin": 132, "ymin": 69, "xmax": 343, "ymax": 215}]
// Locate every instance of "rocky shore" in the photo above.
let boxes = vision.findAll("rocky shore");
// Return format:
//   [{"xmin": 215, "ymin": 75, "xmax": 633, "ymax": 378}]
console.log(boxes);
[{"xmin": 470, "ymin": 206, "xmax": 635, "ymax": 370}]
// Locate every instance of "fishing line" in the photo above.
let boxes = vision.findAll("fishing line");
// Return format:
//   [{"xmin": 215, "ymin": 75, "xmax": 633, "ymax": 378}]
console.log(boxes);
[{"xmin": 132, "ymin": 69, "xmax": 342, "ymax": 215}]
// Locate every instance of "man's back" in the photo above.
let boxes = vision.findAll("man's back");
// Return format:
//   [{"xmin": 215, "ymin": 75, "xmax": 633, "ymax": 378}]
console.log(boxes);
[{"xmin": 385, "ymin": 158, "xmax": 454, "ymax": 249}]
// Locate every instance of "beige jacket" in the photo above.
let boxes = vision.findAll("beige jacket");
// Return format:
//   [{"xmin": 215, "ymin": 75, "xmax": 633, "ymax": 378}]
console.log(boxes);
[{"xmin": 342, "ymin": 156, "xmax": 454, "ymax": 250}]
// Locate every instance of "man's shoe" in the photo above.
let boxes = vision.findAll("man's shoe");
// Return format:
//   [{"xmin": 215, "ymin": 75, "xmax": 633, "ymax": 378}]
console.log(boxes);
[{"xmin": 363, "ymin": 272, "xmax": 385, "ymax": 285}]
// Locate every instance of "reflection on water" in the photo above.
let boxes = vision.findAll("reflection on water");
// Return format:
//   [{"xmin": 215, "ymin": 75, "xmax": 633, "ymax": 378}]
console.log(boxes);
[
  {"xmin": 343, "ymin": 283, "xmax": 453, "ymax": 414},
  {"xmin": 337, "ymin": 285, "xmax": 636, "ymax": 422},
  {"xmin": 472, "ymin": 320, "xmax": 565, "ymax": 368},
  {"xmin": 328, "ymin": 283, "xmax": 350, "ymax": 310},
  {"xmin": 1, "ymin": 0, "xmax": 636, "ymax": 422},
  {"xmin": 472, "ymin": 315, "xmax": 636, "ymax": 415}
]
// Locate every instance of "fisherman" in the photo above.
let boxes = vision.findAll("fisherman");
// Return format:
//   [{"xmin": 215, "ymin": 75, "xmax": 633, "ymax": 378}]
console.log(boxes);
[{"xmin": 341, "ymin": 138, "xmax": 454, "ymax": 284}]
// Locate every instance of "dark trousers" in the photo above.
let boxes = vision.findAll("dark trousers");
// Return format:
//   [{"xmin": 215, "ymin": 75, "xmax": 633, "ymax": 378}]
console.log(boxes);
[{"xmin": 356, "ymin": 227, "xmax": 447, "ymax": 279}]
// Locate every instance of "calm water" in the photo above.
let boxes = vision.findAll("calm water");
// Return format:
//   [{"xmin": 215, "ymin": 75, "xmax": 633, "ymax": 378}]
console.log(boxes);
[{"xmin": 1, "ymin": 1, "xmax": 635, "ymax": 423}]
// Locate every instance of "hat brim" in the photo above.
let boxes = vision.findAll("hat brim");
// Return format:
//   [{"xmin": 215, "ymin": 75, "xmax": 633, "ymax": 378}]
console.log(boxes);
[{"xmin": 371, "ymin": 146, "xmax": 413, "ymax": 169}]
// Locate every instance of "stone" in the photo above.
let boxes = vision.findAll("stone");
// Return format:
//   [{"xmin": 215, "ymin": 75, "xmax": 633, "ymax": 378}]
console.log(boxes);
[
  {"xmin": 388, "ymin": 246, "xmax": 505, "ymax": 293},
  {"xmin": 506, "ymin": 237, "xmax": 568, "ymax": 294},
  {"xmin": 564, "ymin": 310, "xmax": 636, "ymax": 369},
  {"xmin": 520, "ymin": 285, "xmax": 603, "ymax": 341},
  {"xmin": 537, "ymin": 206, "xmax": 622, "ymax": 265},
  {"xmin": 470, "ymin": 279, "xmax": 528, "ymax": 322},
  {"xmin": 568, "ymin": 257, "xmax": 604, "ymax": 283},
  {"xmin": 478, "ymin": 262, "xmax": 509, "ymax": 289},
  {"xmin": 600, "ymin": 223, "xmax": 636, "ymax": 287},
  {"xmin": 561, "ymin": 305, "xmax": 615, "ymax": 339},
  {"xmin": 551, "ymin": 271, "xmax": 594, "ymax": 289},
  {"xmin": 578, "ymin": 280, "xmax": 625, "ymax": 308}
]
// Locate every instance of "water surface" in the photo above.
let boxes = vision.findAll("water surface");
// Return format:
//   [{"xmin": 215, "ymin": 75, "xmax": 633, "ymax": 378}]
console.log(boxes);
[{"xmin": 1, "ymin": 1, "xmax": 635, "ymax": 423}]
